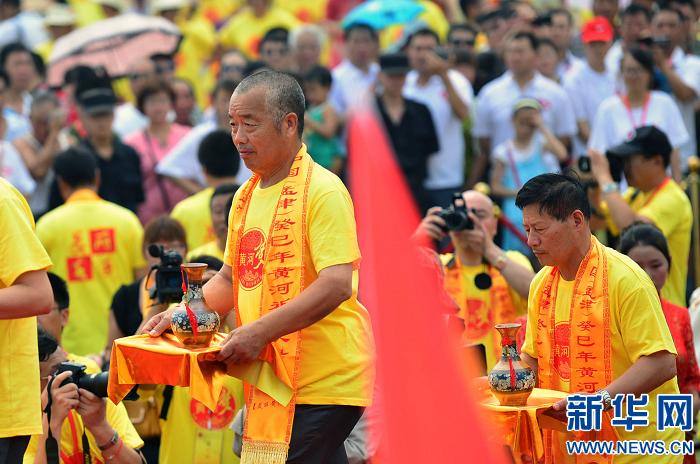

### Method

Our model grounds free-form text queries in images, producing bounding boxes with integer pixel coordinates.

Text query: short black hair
[409,28,440,46]
[243,61,271,79]
[344,23,378,42]
[47,272,69,310]
[655,7,684,21]
[213,78,238,99]
[0,0,20,9]
[549,8,573,25]
[0,42,30,69]
[537,37,558,52]
[259,27,289,53]
[53,147,98,188]
[38,330,59,363]
[188,255,224,271]
[448,24,478,42]
[136,78,175,114]
[662,0,696,9]
[622,3,653,22]
[303,65,332,87]
[225,194,234,226]
[211,182,240,202]
[236,70,306,138]
[623,47,657,89]
[31,52,45,78]
[172,78,194,96]
[515,170,592,221]
[0,68,9,87]
[197,129,240,178]
[509,31,540,50]
[619,222,672,268]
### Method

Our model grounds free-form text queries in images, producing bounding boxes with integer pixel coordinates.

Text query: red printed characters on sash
[239,228,265,289]
[553,322,571,380]
[465,298,491,340]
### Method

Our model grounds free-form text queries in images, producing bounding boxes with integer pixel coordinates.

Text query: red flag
[348,110,506,463]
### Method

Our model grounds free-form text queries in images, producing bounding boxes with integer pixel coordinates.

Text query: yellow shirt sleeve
[107,402,145,450]
[307,183,362,272]
[521,268,549,359]
[636,187,681,238]
[0,180,52,287]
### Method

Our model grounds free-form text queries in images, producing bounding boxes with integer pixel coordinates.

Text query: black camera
[147,244,184,304]
[56,362,110,398]
[578,153,624,183]
[637,35,670,48]
[435,192,475,232]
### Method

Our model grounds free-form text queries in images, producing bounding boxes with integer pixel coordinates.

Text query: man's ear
[284,113,299,139]
[61,308,70,329]
[572,210,586,230]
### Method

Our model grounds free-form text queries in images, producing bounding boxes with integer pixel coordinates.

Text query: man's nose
[527,232,540,247]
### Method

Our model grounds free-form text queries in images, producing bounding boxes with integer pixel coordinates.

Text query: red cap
[581,16,614,43]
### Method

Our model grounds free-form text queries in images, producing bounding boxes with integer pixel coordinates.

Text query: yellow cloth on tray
[108,333,293,411]
[478,388,618,460]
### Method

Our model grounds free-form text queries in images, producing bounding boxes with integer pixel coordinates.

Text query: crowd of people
[1,0,700,461]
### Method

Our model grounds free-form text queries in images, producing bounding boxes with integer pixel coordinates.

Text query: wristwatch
[596,389,614,412]
[493,253,507,271]
[98,429,119,451]
[601,182,619,195]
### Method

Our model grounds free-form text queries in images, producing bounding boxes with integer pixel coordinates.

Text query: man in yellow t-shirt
[415,190,535,370]
[145,71,375,462]
[589,126,692,306]
[218,0,300,59]
[187,183,239,262]
[171,129,242,251]
[517,172,682,463]
[0,177,54,459]
[36,148,147,356]
[25,332,143,464]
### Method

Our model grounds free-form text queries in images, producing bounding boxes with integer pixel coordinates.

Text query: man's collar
[65,189,101,204]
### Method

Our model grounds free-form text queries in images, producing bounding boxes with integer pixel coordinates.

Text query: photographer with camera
[587,126,692,307]
[649,8,700,175]
[36,148,148,356]
[414,190,535,369]
[26,331,143,464]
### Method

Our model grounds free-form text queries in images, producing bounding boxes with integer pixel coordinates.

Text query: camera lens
[166,276,182,287]
[77,372,110,398]
[445,211,468,230]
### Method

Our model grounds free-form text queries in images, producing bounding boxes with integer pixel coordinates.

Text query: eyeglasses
[156,62,175,74]
[622,68,645,77]
[130,72,152,81]
[262,48,289,57]
[449,38,476,47]
[221,64,245,75]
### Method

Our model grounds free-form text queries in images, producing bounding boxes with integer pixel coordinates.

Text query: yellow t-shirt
[223,166,375,405]
[35,190,147,355]
[603,179,692,306]
[23,401,144,464]
[0,178,52,438]
[157,376,245,464]
[67,0,106,27]
[440,251,531,370]
[34,40,53,62]
[187,240,225,262]
[175,16,219,110]
[171,187,216,252]
[218,7,300,59]
[522,249,682,463]
[274,0,329,23]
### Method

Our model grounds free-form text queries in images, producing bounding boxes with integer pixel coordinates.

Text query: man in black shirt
[49,86,144,213]
[375,53,439,214]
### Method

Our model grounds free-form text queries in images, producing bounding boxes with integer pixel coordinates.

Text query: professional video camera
[436,192,476,232]
[577,152,624,183]
[147,244,184,304]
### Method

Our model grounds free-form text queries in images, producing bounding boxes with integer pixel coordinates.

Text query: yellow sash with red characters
[230,147,313,464]
[443,254,518,356]
[537,236,613,464]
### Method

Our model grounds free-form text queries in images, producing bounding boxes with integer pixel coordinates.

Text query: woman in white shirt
[589,47,687,182]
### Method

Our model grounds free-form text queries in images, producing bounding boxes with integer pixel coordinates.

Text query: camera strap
[44,377,60,464]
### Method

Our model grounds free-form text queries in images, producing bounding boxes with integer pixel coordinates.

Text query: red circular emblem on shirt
[465,298,491,340]
[553,322,571,380]
[189,386,237,430]
[239,228,265,289]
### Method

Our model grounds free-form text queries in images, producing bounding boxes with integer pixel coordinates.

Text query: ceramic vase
[487,323,536,406]
[171,263,220,348]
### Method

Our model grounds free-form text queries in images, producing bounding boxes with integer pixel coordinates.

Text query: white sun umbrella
[47,13,182,88]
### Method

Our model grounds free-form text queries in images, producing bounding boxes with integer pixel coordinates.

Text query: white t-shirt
[402,69,474,190]
[112,102,149,140]
[667,46,700,170]
[588,91,689,152]
[328,60,380,116]
[472,71,577,151]
[0,12,48,50]
[562,62,618,157]
[155,120,252,187]
[0,140,35,198]
[555,51,585,82]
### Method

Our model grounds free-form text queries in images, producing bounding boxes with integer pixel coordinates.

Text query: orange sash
[443,254,518,358]
[230,146,313,463]
[537,236,613,464]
